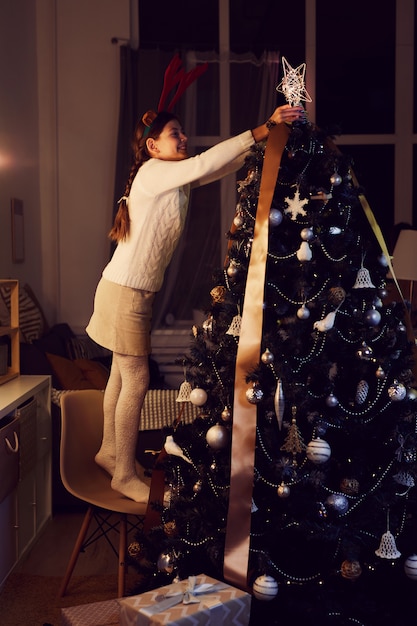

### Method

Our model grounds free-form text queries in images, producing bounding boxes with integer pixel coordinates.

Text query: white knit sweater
[102,130,255,292]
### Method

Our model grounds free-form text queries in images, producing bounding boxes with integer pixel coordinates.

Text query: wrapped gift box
[118,574,251,626]
[61,598,120,625]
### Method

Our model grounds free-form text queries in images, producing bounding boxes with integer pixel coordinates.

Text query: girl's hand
[269,104,305,125]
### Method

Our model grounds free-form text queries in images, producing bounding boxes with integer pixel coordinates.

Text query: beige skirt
[86,278,155,356]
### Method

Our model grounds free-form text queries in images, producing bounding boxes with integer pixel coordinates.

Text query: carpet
[0,572,137,626]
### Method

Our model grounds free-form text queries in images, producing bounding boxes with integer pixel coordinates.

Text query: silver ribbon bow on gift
[140,576,228,617]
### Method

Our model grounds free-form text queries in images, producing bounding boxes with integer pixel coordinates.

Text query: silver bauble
[189,387,208,406]
[300,227,314,241]
[221,406,232,422]
[330,172,342,186]
[261,348,275,364]
[157,552,174,573]
[326,493,349,514]
[206,424,230,449]
[297,304,310,319]
[388,380,407,401]
[269,208,283,227]
[407,388,417,401]
[246,383,264,404]
[226,262,239,278]
[277,482,290,498]
[356,341,373,360]
[326,393,339,407]
[364,308,381,326]
[376,366,386,379]
[233,214,244,228]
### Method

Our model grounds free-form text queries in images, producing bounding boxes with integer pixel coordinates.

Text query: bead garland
[267,277,330,306]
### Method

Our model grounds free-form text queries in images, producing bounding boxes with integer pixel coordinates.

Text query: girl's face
[146,120,188,161]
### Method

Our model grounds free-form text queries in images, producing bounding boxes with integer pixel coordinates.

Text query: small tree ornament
[280,406,306,464]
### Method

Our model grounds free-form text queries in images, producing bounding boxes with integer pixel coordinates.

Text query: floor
[14,509,132,578]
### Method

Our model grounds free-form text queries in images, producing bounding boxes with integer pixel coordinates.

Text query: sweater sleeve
[138,130,254,195]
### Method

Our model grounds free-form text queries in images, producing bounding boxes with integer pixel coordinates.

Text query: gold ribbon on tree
[223,123,290,590]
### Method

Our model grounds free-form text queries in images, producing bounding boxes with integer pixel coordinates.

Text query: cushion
[0,283,48,343]
[45,353,109,390]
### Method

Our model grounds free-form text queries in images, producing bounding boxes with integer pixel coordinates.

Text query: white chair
[58,389,149,598]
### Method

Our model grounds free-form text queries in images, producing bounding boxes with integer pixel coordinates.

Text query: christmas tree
[129,60,417,625]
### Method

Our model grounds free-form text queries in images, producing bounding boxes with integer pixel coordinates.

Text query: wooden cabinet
[0,375,51,589]
[0,279,20,385]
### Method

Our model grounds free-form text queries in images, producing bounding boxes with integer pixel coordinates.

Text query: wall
[0,0,130,333]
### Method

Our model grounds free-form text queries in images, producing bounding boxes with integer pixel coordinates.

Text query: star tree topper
[276,57,312,107]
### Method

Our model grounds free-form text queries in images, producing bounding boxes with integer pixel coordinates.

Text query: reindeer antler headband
[142,54,208,135]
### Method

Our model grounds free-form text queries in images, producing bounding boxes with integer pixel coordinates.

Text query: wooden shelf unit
[0,279,20,385]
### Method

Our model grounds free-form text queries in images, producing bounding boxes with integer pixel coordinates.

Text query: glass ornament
[355,379,369,404]
[226,260,239,278]
[233,213,244,228]
[340,477,359,495]
[128,541,142,558]
[277,482,290,498]
[356,341,373,360]
[326,493,349,514]
[388,380,407,402]
[221,406,232,422]
[206,424,230,449]
[326,393,339,407]
[375,366,386,379]
[404,554,417,580]
[306,437,331,464]
[190,387,208,406]
[246,383,264,404]
[341,559,362,581]
[269,208,283,227]
[157,551,175,573]
[330,172,342,186]
[300,227,313,241]
[252,575,279,601]
[364,308,381,326]
[261,348,275,364]
[297,304,310,319]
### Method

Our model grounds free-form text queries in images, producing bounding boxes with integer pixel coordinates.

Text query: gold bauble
[328,286,346,305]
[127,541,142,558]
[340,477,359,495]
[163,521,178,537]
[340,559,362,581]
[210,285,226,303]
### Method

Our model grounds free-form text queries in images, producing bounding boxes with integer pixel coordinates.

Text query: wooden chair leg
[59,506,94,598]
[118,513,127,598]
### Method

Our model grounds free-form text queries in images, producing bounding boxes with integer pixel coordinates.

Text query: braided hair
[109,111,179,243]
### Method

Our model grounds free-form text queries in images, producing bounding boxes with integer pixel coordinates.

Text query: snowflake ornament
[276,57,312,107]
[284,187,309,220]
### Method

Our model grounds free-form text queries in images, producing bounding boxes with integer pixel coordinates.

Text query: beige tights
[95,352,150,502]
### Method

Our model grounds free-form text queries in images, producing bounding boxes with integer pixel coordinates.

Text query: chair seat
[64,460,150,515]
